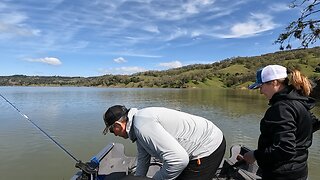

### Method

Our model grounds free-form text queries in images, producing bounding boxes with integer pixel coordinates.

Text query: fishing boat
[71,143,262,180]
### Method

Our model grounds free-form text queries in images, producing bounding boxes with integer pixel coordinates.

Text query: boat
[71,143,262,180]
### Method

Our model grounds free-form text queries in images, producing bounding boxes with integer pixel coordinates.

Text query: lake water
[0,86,319,179]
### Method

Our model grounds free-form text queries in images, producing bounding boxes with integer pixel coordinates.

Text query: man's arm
[135,120,189,180]
[135,142,151,177]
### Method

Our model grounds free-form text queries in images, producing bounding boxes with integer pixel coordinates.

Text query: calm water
[0,87,319,180]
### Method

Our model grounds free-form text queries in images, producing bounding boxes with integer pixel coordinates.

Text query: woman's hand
[237,150,256,164]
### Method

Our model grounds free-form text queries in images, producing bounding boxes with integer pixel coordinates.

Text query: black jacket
[254,86,316,180]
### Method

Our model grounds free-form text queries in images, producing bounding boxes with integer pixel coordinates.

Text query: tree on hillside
[275,0,320,50]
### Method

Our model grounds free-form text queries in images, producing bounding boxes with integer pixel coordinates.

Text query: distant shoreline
[1,84,319,100]
[1,47,319,99]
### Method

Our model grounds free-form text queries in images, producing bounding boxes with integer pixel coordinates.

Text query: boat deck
[71,143,261,180]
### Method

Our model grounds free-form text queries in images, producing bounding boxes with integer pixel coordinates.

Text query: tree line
[1,47,319,98]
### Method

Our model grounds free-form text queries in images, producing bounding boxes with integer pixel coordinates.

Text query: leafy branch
[275,0,320,50]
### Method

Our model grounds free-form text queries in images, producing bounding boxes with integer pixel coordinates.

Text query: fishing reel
[75,160,99,180]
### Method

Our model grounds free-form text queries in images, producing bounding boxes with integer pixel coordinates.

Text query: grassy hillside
[1,47,319,94]
[218,64,250,75]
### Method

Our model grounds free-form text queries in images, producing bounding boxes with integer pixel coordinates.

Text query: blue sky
[1,0,319,77]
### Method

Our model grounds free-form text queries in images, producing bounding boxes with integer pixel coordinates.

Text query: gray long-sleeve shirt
[126,107,224,180]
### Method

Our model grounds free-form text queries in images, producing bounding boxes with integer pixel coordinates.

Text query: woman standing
[243,64,316,180]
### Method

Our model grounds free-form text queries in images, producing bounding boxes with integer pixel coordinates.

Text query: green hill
[1,47,319,98]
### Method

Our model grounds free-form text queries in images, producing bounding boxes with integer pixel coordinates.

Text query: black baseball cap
[103,105,127,135]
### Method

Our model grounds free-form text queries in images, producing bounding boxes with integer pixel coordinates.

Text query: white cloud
[117,66,146,74]
[216,13,277,38]
[113,57,127,63]
[165,28,188,41]
[26,57,62,65]
[101,66,146,75]
[0,8,41,38]
[1,12,27,24]
[269,3,291,12]
[111,50,162,58]
[0,0,294,78]
[0,23,41,38]
[183,0,215,14]
[143,25,160,33]
[159,61,183,69]
[0,0,248,52]
[149,0,216,21]
[190,30,202,37]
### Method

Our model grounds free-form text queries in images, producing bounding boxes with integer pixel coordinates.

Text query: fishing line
[0,93,79,163]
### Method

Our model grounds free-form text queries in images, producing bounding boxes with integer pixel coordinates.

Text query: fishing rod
[1,93,118,179]
[0,93,79,163]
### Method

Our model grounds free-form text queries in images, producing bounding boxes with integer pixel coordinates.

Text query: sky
[0,0,319,77]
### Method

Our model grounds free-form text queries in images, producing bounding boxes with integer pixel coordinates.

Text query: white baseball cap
[249,65,287,89]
